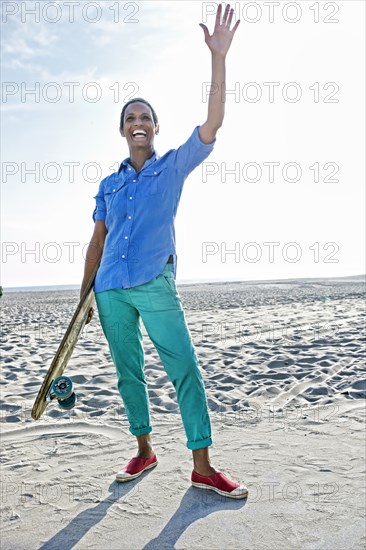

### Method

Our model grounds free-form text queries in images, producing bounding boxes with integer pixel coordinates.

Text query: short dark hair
[120,97,158,129]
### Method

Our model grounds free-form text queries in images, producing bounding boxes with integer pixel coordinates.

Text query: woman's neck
[128,147,155,172]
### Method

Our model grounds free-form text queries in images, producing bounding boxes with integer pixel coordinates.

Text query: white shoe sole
[191,481,248,499]
[116,460,158,482]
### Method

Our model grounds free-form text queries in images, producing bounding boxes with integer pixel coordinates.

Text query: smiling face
[120,102,159,152]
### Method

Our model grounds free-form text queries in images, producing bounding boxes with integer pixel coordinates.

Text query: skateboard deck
[31,261,100,420]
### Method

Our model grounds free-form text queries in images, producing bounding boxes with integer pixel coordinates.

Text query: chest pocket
[103,178,126,211]
[139,167,166,196]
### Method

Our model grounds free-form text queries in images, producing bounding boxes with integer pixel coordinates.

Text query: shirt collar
[118,150,160,174]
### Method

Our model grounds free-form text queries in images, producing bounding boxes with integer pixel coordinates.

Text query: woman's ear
[119,127,125,138]
[155,123,160,135]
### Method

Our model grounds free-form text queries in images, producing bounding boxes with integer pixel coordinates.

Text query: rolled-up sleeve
[172,125,216,177]
[92,178,106,223]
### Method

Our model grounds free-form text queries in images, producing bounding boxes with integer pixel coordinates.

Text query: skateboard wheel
[52,376,73,399]
[58,392,77,410]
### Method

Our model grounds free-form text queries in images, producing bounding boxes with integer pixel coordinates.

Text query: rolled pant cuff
[187,436,212,450]
[129,426,152,437]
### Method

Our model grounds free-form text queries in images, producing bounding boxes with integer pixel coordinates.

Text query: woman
[81,4,247,499]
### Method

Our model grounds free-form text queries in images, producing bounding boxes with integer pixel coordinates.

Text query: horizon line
[2,273,365,293]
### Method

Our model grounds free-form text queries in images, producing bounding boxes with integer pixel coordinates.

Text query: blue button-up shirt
[92,125,216,292]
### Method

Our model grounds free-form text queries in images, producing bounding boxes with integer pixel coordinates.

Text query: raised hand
[199,3,240,58]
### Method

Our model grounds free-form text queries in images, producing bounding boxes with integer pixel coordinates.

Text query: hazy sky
[1,0,365,287]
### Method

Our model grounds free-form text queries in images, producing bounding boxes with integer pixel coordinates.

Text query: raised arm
[198,3,240,144]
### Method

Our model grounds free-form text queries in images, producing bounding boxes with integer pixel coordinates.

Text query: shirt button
[122,255,125,258]
[154,172,157,175]
[128,216,132,219]
[128,167,131,171]
[129,196,133,200]
[113,189,115,192]
[132,179,136,182]
[125,236,128,239]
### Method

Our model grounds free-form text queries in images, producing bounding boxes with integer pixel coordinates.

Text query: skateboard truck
[47,376,77,410]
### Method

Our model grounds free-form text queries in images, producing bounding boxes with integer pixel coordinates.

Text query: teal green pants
[95,263,212,450]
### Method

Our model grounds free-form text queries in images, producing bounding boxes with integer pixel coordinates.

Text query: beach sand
[1,276,365,549]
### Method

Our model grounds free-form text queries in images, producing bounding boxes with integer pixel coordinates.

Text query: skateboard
[31,261,100,420]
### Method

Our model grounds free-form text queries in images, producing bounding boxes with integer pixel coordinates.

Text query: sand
[1,276,365,549]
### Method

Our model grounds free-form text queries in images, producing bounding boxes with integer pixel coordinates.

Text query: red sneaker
[116,454,158,482]
[191,469,248,499]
